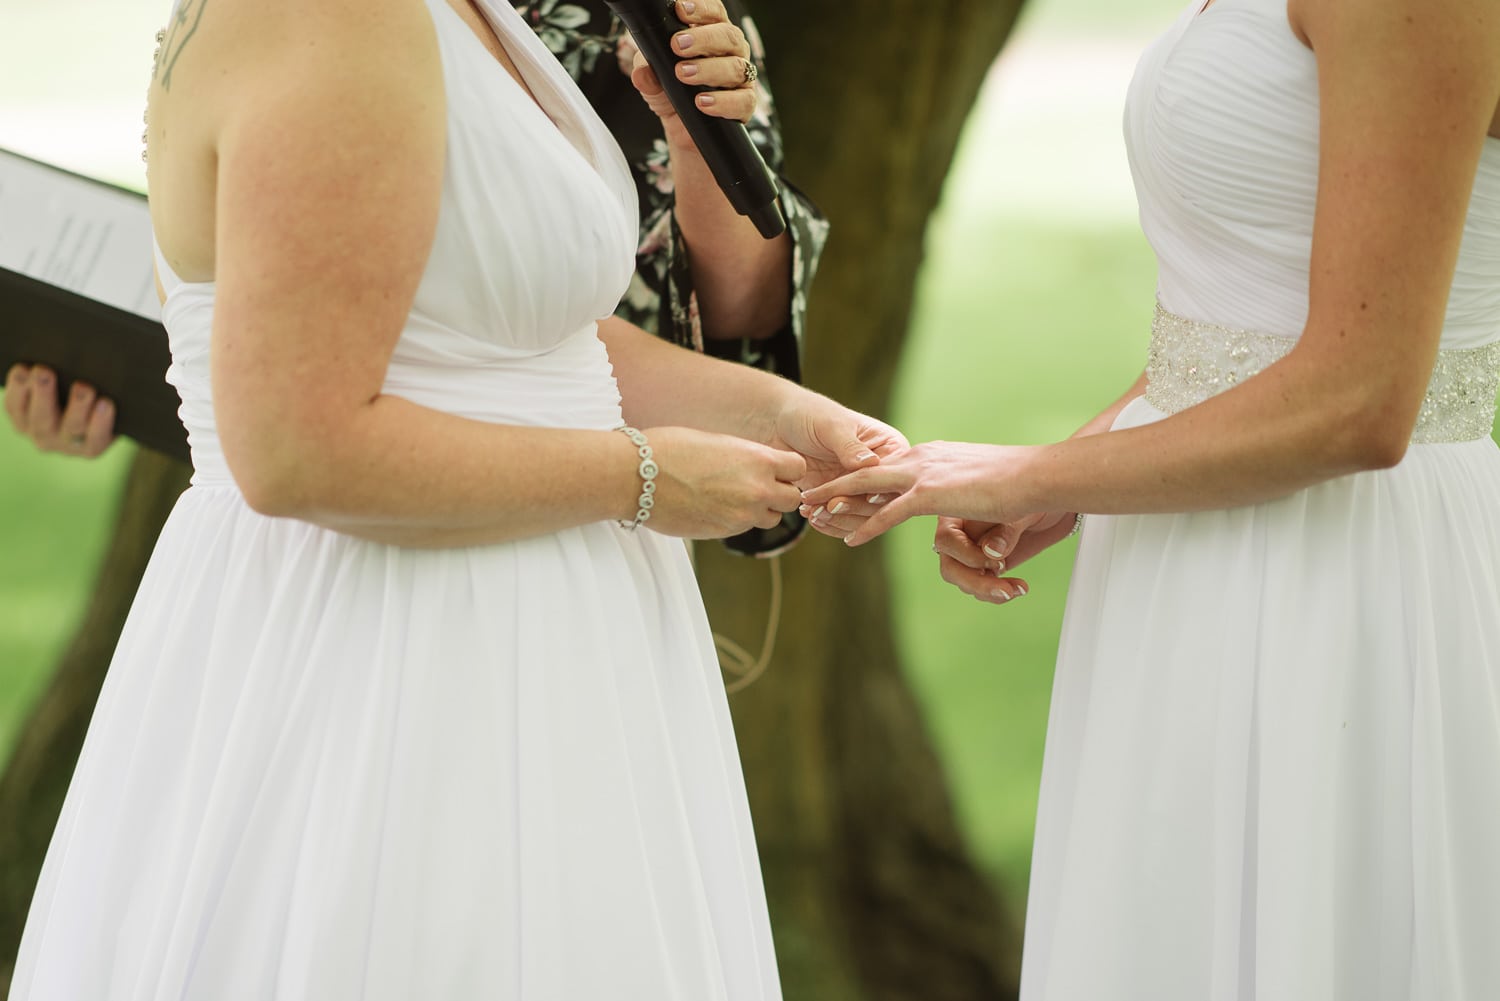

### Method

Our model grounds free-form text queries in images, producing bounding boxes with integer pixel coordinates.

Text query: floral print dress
[515,0,828,553]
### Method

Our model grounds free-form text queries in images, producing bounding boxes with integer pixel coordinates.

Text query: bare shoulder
[147,0,446,280]
[1289,0,1500,136]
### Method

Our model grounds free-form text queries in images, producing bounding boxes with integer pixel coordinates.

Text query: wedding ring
[742,58,758,85]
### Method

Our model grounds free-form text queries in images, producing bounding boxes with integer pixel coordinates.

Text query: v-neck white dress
[9,3,781,998]
[1021,3,1500,999]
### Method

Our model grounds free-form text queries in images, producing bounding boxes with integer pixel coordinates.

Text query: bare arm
[175,0,803,548]
[808,0,1500,540]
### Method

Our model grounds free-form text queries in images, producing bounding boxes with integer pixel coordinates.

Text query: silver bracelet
[1068,512,1084,537]
[616,426,658,530]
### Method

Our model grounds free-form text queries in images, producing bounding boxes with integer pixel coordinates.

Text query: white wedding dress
[9,2,781,998]
[1022,3,1500,1000]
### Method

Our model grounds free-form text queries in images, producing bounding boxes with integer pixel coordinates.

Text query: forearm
[600,314,798,439]
[1007,352,1394,519]
[225,395,640,547]
[667,132,792,340]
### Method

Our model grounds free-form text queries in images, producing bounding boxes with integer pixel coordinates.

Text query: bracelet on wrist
[616,426,658,530]
[1068,512,1084,537]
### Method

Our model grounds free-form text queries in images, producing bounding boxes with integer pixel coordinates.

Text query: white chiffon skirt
[1020,397,1500,1001]
[11,485,781,1000]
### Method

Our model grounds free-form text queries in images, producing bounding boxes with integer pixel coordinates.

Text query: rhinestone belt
[1144,304,1500,444]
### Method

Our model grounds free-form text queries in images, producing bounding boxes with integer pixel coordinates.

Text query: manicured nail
[680,0,696,10]
[9,368,26,386]
[675,32,694,50]
[34,371,50,387]
[98,400,115,420]
[982,543,1004,559]
[830,501,848,515]
[1016,583,1029,597]
[696,93,715,107]
[869,494,886,505]
[855,449,876,462]
[679,62,698,78]
[798,504,812,516]
[992,588,1011,602]
[992,560,1006,573]
[843,534,857,546]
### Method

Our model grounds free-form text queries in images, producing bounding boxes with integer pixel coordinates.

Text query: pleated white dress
[1022,3,1500,1000]
[9,2,781,999]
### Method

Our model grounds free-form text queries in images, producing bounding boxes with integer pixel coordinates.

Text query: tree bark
[703,3,1030,999]
[0,449,190,989]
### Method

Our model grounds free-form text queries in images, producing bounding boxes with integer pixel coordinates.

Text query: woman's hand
[626,0,759,140]
[769,392,908,488]
[799,441,1036,546]
[643,425,806,539]
[3,365,116,457]
[930,512,1077,605]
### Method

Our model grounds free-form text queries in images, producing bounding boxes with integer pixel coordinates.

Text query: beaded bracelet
[616,426,658,530]
[1068,512,1084,537]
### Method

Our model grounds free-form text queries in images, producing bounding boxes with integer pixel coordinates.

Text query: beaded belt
[1144,304,1500,444]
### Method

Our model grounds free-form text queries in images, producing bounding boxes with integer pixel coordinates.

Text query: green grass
[0,436,134,760]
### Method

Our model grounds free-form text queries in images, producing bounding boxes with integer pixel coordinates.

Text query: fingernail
[843,535,856,546]
[680,0,696,10]
[993,560,1006,573]
[98,400,115,420]
[696,93,715,107]
[10,369,26,386]
[35,371,51,387]
[70,382,86,402]
[868,494,886,505]
[675,32,694,50]
[679,62,698,78]
[830,501,848,515]
[810,505,825,520]
[856,449,876,462]
[982,543,1004,560]
[798,504,812,516]
[992,588,1011,602]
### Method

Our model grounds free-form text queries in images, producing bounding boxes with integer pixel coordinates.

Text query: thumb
[978,518,1032,562]
[836,433,880,471]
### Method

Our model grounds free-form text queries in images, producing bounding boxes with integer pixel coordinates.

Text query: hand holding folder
[0,147,189,463]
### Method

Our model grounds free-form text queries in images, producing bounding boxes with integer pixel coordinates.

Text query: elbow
[1333,397,1414,472]
[219,421,323,518]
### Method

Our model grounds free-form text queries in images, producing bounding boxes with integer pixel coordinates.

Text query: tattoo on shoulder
[153,0,209,90]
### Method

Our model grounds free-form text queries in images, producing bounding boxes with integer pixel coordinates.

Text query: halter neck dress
[1022,3,1500,999]
[9,2,782,998]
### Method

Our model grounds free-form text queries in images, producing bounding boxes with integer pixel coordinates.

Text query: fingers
[797,495,882,536]
[938,553,1030,605]
[771,448,807,485]
[671,19,756,123]
[4,364,33,432]
[671,0,731,28]
[24,366,62,442]
[3,366,116,456]
[935,517,1002,573]
[801,466,903,508]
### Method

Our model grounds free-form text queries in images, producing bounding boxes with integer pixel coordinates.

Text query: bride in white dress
[8,1,901,998]
[804,0,1500,997]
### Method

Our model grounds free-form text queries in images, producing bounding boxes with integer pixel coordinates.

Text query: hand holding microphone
[608,0,786,238]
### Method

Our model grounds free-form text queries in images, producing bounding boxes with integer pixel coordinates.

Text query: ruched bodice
[155,0,640,483]
[1126,0,1500,349]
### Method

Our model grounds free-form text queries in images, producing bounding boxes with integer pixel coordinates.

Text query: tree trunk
[0,449,190,989]
[701,3,1030,999]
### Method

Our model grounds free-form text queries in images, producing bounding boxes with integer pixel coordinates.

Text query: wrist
[615,426,659,530]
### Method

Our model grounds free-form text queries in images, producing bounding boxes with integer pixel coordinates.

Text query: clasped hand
[799,440,1080,605]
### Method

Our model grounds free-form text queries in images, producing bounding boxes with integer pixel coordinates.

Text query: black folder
[0,149,189,462]
[0,266,187,462]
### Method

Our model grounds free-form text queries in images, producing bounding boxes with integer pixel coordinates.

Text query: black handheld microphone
[604,0,786,239]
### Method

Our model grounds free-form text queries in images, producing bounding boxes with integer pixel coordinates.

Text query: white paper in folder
[0,147,160,321]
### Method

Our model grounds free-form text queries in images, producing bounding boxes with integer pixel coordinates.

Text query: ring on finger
[741,58,758,85]
[69,434,87,448]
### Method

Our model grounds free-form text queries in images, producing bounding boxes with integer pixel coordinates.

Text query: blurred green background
[22,0,1472,920]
